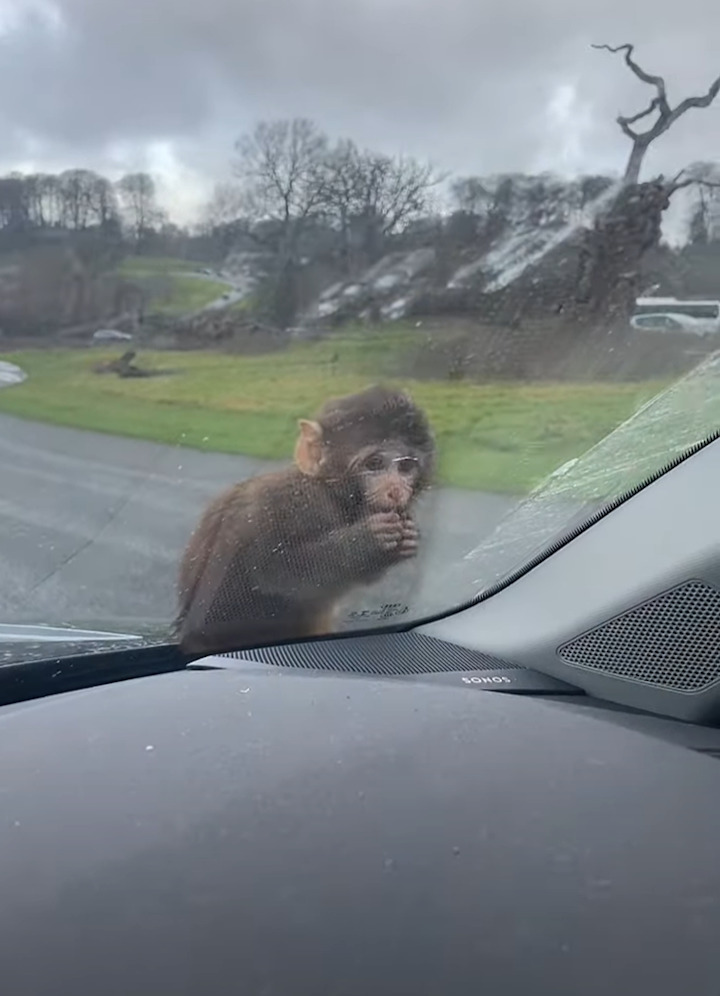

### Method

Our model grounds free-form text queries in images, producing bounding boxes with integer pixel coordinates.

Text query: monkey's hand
[397,516,419,559]
[366,511,405,553]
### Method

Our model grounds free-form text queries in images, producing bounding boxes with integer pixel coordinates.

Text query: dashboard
[0,431,719,994]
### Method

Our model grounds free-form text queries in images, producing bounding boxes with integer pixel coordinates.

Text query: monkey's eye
[395,457,420,475]
[363,453,386,473]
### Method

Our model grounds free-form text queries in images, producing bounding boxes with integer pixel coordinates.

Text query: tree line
[0,170,163,242]
[204,119,443,272]
[201,119,652,323]
[3,106,720,330]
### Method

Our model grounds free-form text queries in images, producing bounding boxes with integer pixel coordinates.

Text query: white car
[93,329,134,342]
[631,313,717,335]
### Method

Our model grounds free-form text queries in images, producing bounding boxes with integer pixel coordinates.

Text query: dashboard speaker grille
[225,631,521,677]
[558,580,720,692]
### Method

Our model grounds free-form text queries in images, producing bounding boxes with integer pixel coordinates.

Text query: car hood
[0,622,154,666]
[1,660,720,995]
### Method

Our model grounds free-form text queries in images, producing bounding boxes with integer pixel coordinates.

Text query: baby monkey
[176,385,435,656]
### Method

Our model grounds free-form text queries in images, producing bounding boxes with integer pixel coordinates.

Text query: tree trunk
[573,178,671,322]
[623,140,650,186]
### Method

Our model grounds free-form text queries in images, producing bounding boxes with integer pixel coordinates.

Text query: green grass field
[116,256,200,277]
[116,256,228,314]
[149,276,229,314]
[0,332,665,493]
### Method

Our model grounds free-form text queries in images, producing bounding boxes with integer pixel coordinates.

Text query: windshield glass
[1,8,719,663]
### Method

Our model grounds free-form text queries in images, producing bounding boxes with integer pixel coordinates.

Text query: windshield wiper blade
[0,643,190,707]
[0,623,143,643]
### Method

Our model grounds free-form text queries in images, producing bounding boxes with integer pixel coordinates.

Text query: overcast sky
[1,0,719,222]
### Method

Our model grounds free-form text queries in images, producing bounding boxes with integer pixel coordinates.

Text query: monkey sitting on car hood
[176,385,436,656]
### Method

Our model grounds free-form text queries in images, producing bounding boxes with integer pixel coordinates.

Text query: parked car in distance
[630,312,718,335]
[92,329,134,342]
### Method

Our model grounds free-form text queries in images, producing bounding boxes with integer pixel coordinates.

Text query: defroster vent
[225,631,520,677]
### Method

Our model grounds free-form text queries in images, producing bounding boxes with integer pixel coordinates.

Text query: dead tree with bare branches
[570,43,720,322]
[593,43,720,185]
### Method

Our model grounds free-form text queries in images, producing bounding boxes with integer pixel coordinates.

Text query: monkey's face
[350,444,423,513]
[295,388,436,512]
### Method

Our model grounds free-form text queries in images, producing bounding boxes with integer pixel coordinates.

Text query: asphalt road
[0,414,517,638]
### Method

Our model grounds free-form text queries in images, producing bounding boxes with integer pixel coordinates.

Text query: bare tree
[594,43,720,185]
[0,169,122,241]
[321,139,363,268]
[0,175,29,231]
[22,175,47,228]
[230,119,440,276]
[546,44,720,324]
[93,175,119,230]
[35,174,63,227]
[203,180,245,230]
[58,170,97,230]
[323,139,442,267]
[355,151,441,241]
[234,119,328,246]
[232,119,330,324]
[116,172,162,242]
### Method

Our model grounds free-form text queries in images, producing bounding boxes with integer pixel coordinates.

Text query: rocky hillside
[296,166,720,328]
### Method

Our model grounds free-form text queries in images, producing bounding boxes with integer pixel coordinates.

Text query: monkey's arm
[176,469,411,651]
[257,513,401,595]
[177,507,398,653]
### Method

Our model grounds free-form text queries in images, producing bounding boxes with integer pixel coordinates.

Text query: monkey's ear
[294,419,325,476]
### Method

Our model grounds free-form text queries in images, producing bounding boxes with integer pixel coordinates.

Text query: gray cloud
[1,0,720,210]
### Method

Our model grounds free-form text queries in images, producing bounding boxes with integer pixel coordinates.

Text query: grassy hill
[116,255,228,315]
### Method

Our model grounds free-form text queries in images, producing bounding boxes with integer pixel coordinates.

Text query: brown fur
[176,386,435,656]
